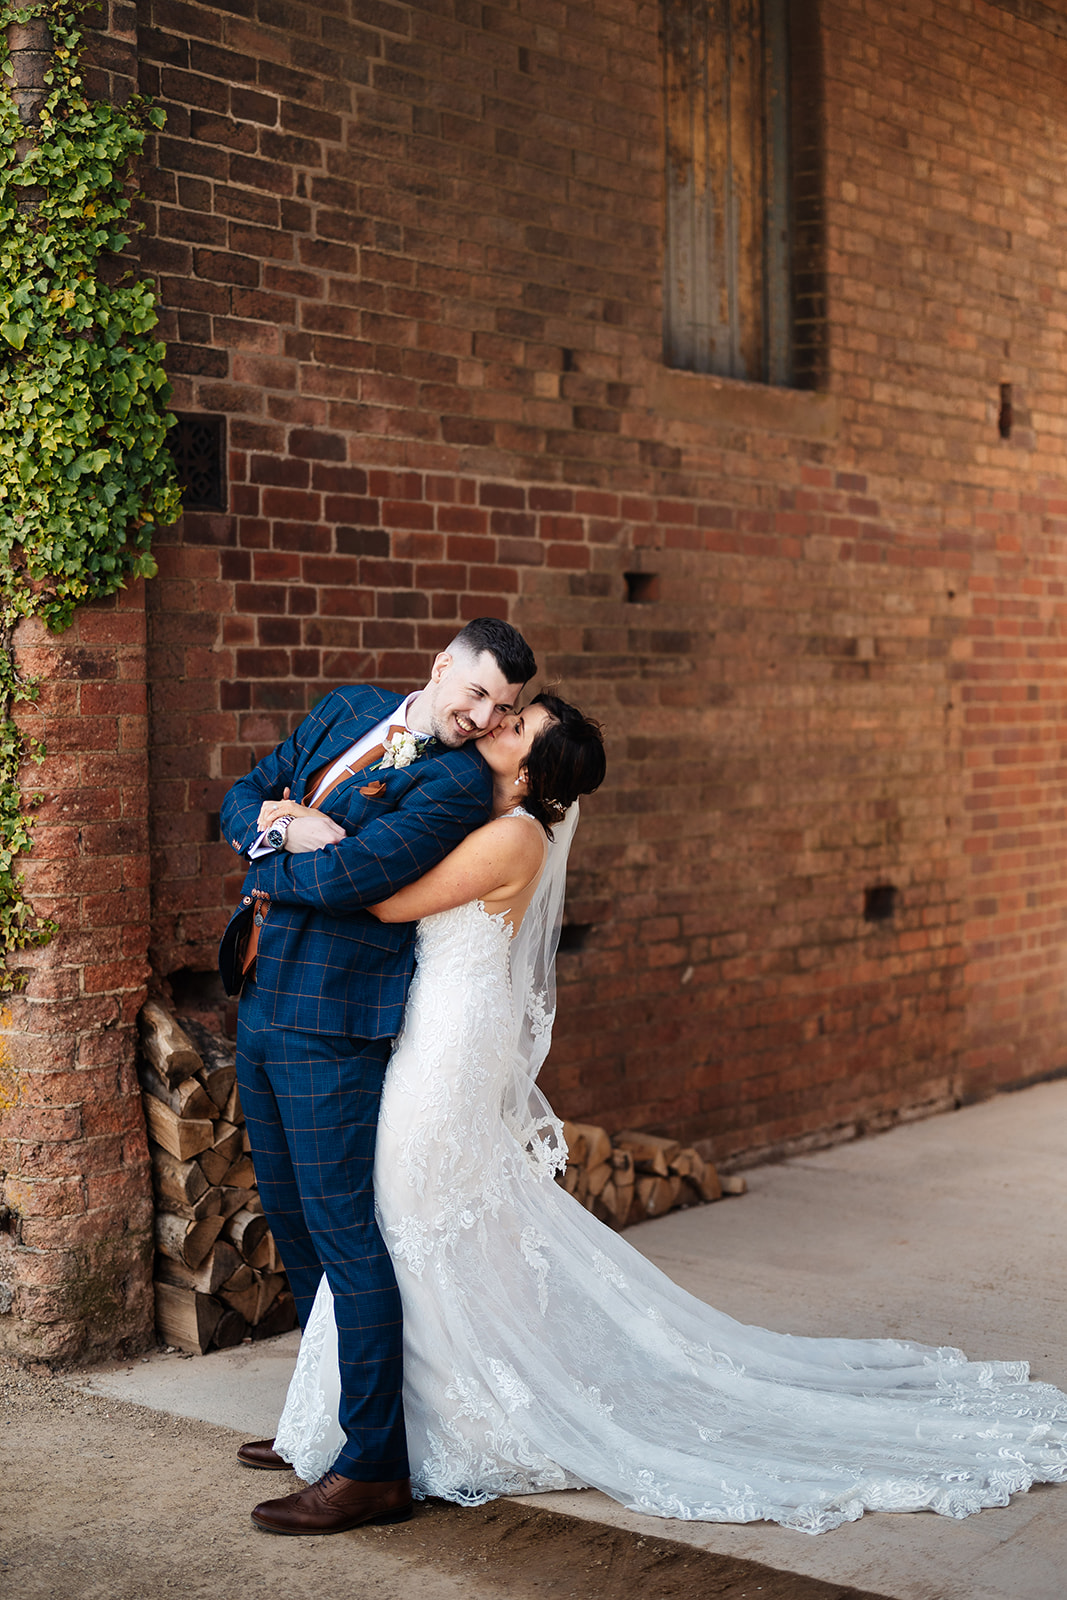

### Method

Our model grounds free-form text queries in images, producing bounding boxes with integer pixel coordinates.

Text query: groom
[218,617,536,1534]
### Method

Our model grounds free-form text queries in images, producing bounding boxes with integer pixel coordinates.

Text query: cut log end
[139,999,204,1087]
[554,1125,737,1230]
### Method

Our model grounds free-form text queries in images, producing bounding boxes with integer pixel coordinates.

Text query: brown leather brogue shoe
[251,1471,413,1535]
[237,1439,291,1470]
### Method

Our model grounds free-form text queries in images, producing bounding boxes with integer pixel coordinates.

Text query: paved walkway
[76,1079,1067,1600]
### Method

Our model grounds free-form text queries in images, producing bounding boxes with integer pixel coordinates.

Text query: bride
[262,693,1067,1535]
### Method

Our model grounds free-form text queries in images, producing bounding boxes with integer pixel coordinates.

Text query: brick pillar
[0,588,154,1363]
[6,0,51,150]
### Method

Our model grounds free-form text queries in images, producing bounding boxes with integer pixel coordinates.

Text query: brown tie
[242,725,409,979]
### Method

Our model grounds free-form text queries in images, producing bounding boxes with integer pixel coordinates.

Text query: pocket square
[360,780,388,798]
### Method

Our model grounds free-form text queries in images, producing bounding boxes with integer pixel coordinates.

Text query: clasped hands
[257,788,346,853]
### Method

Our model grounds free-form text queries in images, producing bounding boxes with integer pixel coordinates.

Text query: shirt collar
[398,692,422,735]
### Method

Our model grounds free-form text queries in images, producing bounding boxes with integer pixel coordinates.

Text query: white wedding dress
[274,814,1067,1534]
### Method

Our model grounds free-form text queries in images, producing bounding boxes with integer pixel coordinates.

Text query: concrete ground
[64,1080,1067,1599]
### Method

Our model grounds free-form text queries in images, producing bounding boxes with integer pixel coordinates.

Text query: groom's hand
[284,813,347,853]
[256,788,344,853]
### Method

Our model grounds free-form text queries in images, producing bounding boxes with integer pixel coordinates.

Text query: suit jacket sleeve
[244,754,492,914]
[220,721,307,858]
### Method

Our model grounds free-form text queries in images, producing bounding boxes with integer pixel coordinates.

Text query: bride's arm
[368,814,544,922]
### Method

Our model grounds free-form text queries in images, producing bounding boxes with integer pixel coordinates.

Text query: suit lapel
[297,688,405,799]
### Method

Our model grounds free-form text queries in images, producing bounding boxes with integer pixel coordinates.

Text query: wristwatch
[264,815,294,850]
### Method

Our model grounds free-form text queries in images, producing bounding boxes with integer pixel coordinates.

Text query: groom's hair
[451,617,536,688]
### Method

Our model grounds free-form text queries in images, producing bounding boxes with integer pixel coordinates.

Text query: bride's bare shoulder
[471,811,545,870]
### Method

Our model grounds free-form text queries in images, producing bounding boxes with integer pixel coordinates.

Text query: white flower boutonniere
[377,730,436,770]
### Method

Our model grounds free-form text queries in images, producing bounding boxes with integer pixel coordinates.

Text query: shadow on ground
[3,1364,888,1600]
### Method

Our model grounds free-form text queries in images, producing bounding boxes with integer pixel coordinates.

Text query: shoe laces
[315,1470,350,1497]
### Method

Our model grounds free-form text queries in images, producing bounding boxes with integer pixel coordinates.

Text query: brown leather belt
[241,890,271,977]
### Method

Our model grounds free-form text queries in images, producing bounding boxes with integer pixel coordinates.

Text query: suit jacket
[218,684,493,1038]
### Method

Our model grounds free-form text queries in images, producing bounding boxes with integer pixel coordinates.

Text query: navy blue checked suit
[220,684,492,1481]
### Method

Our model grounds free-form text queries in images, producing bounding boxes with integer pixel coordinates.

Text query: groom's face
[424,649,523,747]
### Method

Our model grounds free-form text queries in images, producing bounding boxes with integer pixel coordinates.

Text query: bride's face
[478,703,555,789]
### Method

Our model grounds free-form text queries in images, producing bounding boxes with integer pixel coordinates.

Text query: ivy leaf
[0,0,178,987]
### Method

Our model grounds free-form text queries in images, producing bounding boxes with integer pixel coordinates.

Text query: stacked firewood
[557,1121,745,1229]
[138,1003,744,1348]
[138,1000,297,1355]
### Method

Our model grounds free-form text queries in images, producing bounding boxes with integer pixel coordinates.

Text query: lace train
[274,902,1067,1532]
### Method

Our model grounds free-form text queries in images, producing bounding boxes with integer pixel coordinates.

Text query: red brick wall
[134,0,1067,1170]
[819,0,1067,1112]
[0,594,155,1362]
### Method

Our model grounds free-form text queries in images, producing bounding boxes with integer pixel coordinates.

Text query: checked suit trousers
[236,982,408,1481]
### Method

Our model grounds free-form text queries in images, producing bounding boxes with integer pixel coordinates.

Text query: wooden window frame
[663,0,822,388]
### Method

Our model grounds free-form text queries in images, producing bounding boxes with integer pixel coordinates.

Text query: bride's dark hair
[521,692,606,835]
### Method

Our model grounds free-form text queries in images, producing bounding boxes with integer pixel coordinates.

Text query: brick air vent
[624,572,660,603]
[169,414,227,511]
[998,384,1013,440]
[864,885,898,923]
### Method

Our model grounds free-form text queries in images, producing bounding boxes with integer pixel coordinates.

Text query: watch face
[266,827,284,848]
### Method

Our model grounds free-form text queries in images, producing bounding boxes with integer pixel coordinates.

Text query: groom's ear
[430,651,452,681]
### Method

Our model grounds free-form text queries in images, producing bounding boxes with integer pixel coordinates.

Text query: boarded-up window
[663,0,793,384]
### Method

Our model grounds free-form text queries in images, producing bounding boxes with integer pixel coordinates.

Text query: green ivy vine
[0,0,181,989]
[0,648,47,990]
